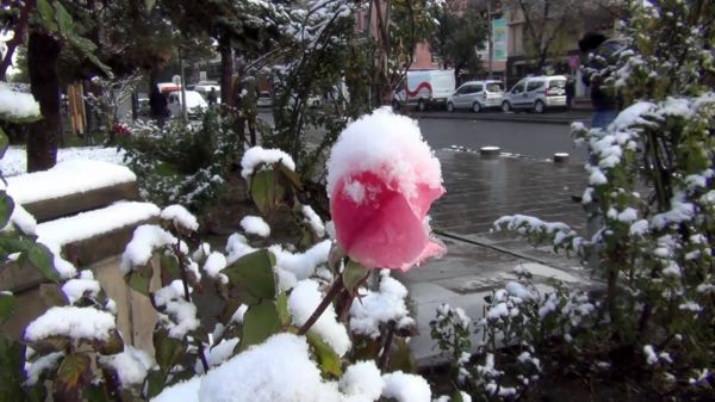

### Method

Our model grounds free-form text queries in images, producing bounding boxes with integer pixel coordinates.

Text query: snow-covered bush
[431,2,714,400]
[119,108,242,210]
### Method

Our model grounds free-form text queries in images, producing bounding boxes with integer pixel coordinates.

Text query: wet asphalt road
[418,116,588,162]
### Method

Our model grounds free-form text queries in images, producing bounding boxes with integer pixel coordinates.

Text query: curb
[408,111,591,125]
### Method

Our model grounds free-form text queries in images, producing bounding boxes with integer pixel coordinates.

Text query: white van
[167,90,209,117]
[502,75,567,113]
[447,80,504,113]
[393,69,456,111]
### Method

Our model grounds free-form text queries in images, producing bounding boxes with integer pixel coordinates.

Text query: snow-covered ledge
[6,160,138,222]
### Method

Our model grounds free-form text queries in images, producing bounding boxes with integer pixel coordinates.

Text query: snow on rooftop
[24,306,116,342]
[0,82,40,121]
[6,159,136,204]
[0,146,127,177]
[240,147,296,179]
[326,107,442,201]
[36,201,159,247]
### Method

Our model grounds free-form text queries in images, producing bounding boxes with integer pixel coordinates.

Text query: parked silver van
[502,75,567,113]
[447,80,504,113]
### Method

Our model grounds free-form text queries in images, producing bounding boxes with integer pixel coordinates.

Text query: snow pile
[120,224,178,274]
[161,205,199,232]
[153,280,200,338]
[240,147,296,179]
[288,279,351,356]
[350,271,413,338]
[99,346,155,388]
[2,202,37,235]
[61,270,101,304]
[1,146,126,177]
[203,252,228,283]
[6,159,136,204]
[381,371,431,402]
[0,83,40,121]
[225,234,256,264]
[269,240,332,290]
[197,333,341,402]
[339,361,383,401]
[302,205,325,237]
[36,201,159,247]
[152,376,203,402]
[326,107,442,201]
[24,306,116,342]
[240,215,271,238]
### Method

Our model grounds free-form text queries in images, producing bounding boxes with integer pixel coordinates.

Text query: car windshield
[485,83,503,92]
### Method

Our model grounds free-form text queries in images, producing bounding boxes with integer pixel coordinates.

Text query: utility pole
[487,0,493,79]
[179,47,188,122]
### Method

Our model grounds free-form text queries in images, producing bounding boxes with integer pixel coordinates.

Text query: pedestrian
[565,76,575,110]
[207,87,217,106]
[578,32,625,129]
[149,86,169,127]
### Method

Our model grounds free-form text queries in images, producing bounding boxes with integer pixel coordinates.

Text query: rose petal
[331,172,440,270]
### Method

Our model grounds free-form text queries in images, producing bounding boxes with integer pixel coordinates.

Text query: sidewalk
[401,149,593,366]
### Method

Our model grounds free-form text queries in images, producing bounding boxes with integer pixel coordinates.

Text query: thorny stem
[298,276,345,335]
[378,321,396,371]
[173,239,209,373]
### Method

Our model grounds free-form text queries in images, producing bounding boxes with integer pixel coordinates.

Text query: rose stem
[298,276,344,335]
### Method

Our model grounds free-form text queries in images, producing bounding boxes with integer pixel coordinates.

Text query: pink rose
[326,108,445,271]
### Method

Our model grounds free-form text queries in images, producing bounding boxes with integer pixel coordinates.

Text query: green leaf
[0,335,27,402]
[250,169,284,215]
[239,300,281,350]
[39,283,67,307]
[153,330,183,372]
[0,192,14,232]
[276,163,302,191]
[451,390,464,402]
[66,34,113,79]
[55,353,91,402]
[23,243,60,283]
[0,126,8,159]
[342,260,370,294]
[0,293,14,324]
[52,1,74,35]
[223,249,276,303]
[306,332,342,377]
[159,254,181,285]
[36,0,58,32]
[31,335,70,354]
[126,263,153,296]
[145,370,168,399]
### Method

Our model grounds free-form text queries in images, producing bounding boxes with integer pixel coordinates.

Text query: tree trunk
[27,31,62,172]
[219,34,233,107]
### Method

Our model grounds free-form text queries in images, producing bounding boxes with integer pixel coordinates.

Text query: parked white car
[393,69,456,111]
[501,75,567,113]
[447,80,504,113]
[167,90,209,117]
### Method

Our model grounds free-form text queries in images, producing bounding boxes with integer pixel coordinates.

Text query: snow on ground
[1,146,126,177]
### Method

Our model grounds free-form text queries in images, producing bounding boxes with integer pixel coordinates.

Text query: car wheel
[447,102,455,112]
[534,100,545,114]
[418,99,427,112]
[472,102,481,113]
[501,101,511,112]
